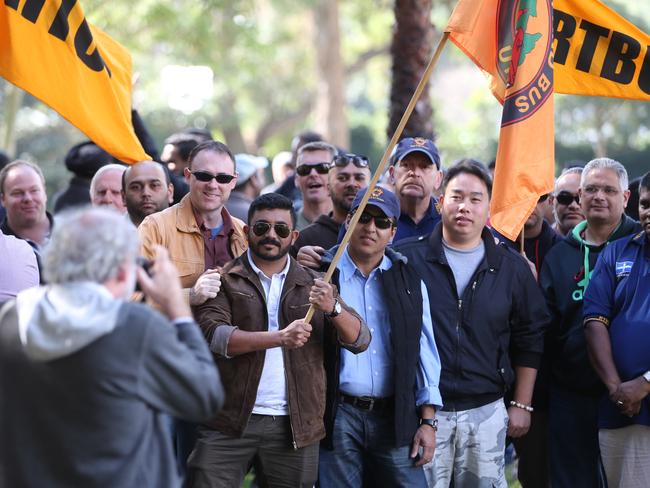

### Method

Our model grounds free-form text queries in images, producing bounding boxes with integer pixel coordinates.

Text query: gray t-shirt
[443,239,486,296]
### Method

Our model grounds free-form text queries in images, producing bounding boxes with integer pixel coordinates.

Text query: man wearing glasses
[540,158,640,488]
[292,153,371,255]
[316,187,442,487]
[188,193,369,487]
[139,140,248,307]
[552,166,585,236]
[294,141,337,230]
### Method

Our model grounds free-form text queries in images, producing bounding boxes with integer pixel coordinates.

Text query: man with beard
[291,153,370,256]
[122,161,174,227]
[294,142,336,230]
[187,193,369,488]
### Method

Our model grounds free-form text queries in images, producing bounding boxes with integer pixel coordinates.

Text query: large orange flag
[446,0,555,241]
[0,1,148,163]
[554,0,650,101]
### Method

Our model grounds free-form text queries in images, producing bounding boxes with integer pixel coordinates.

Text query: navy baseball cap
[351,186,400,220]
[390,137,441,169]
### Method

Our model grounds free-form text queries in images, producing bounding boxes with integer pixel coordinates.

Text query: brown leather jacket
[195,252,369,448]
[138,195,248,300]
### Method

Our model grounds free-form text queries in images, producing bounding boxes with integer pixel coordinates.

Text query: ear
[183,167,191,183]
[290,229,300,245]
[388,165,396,183]
[623,189,630,208]
[433,168,443,190]
[167,184,174,204]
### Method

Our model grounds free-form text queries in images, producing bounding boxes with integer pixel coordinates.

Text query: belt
[339,393,394,412]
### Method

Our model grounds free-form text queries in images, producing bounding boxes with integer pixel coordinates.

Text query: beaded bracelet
[509,400,534,412]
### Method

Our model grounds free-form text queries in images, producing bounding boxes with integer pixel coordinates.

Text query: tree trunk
[2,83,24,157]
[388,0,435,141]
[314,0,349,149]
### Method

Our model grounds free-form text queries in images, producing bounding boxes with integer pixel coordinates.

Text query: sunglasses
[296,163,330,176]
[331,154,369,169]
[190,170,236,184]
[252,221,292,239]
[356,212,394,230]
[555,191,580,206]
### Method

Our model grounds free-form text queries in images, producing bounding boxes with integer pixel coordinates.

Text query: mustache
[259,238,281,247]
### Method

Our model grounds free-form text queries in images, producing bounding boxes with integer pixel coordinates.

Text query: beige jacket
[138,195,248,300]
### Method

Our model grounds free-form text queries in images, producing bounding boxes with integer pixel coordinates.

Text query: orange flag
[0,1,148,163]
[446,0,555,241]
[554,0,650,101]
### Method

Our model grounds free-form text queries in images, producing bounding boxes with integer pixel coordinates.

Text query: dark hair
[122,161,171,191]
[248,193,296,228]
[640,172,650,193]
[0,150,11,170]
[443,159,493,197]
[187,140,235,171]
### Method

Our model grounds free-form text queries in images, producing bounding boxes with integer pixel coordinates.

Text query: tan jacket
[138,195,248,300]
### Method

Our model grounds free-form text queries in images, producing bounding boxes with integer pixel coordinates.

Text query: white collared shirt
[247,250,291,415]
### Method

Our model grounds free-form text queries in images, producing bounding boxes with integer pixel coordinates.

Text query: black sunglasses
[296,163,330,176]
[252,221,292,239]
[555,191,580,206]
[189,170,236,184]
[356,212,394,230]
[331,154,369,169]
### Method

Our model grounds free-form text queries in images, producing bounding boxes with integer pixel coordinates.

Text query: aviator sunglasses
[189,170,236,184]
[331,154,370,169]
[555,191,580,206]
[295,162,330,177]
[252,221,292,239]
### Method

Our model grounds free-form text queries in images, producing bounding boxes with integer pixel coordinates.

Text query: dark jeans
[549,386,607,488]
[186,415,318,488]
[319,402,426,488]
[174,419,196,481]
[511,410,549,488]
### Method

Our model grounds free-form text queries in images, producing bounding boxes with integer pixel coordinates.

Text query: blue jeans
[549,386,606,488]
[319,402,427,488]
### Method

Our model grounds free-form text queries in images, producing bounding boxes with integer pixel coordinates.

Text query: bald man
[122,161,174,227]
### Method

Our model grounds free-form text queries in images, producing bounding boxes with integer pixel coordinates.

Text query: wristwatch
[327,298,342,318]
[642,371,650,383]
[419,418,438,431]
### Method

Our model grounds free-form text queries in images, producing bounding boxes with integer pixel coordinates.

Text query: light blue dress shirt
[337,247,443,408]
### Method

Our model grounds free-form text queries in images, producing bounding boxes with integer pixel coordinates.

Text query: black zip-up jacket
[396,224,549,411]
[540,214,640,397]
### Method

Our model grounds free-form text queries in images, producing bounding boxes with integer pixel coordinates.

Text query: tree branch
[346,45,390,76]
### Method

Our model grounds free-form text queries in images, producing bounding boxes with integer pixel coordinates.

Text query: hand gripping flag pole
[304,32,450,324]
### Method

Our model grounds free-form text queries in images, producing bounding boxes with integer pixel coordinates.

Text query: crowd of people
[0,127,648,488]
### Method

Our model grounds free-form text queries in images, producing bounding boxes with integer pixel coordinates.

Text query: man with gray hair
[552,166,585,236]
[0,207,224,487]
[540,158,640,487]
[90,163,127,214]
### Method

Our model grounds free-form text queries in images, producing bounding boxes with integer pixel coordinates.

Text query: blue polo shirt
[393,197,441,243]
[583,231,650,429]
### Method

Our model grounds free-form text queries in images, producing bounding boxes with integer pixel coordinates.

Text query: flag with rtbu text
[0,1,148,163]
[446,0,555,241]
[554,0,650,101]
